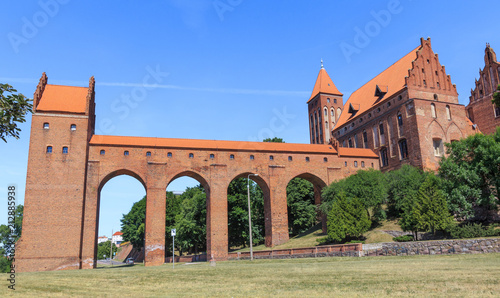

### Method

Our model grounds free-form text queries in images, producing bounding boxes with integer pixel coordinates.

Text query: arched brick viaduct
[16,74,379,272]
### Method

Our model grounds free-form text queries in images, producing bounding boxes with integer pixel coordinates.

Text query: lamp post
[247,173,258,261]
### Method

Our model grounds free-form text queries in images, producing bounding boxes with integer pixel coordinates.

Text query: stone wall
[228,243,362,260]
[363,238,500,256]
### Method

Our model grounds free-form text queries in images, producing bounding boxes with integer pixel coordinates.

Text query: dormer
[375,85,388,97]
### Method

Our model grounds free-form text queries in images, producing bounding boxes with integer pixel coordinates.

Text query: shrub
[373,207,387,222]
[446,223,500,239]
[393,235,414,242]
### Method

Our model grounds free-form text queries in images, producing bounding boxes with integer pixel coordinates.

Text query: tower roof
[307,67,342,103]
[36,84,89,114]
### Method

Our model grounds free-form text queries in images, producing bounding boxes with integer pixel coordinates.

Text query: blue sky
[1,1,499,237]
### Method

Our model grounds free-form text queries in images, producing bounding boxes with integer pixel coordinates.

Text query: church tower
[307,61,343,144]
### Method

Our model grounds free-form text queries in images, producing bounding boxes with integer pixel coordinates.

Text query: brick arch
[227,171,270,195]
[98,168,147,193]
[167,170,210,194]
[427,119,446,139]
[446,122,463,141]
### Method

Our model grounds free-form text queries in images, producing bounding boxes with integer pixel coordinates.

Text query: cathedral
[307,38,494,172]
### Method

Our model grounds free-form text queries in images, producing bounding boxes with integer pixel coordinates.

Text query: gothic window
[363,130,368,148]
[331,108,335,119]
[337,108,341,120]
[431,103,437,118]
[380,148,389,167]
[354,134,358,148]
[399,139,408,160]
[348,138,353,148]
[446,105,451,120]
[379,122,385,145]
[324,107,328,117]
[373,126,379,147]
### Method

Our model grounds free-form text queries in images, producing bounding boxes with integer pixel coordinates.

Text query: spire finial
[321,59,324,69]
[487,42,490,48]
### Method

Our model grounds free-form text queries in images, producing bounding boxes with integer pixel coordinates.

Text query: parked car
[125,258,134,265]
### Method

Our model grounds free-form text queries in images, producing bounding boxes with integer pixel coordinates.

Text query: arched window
[288,156,293,161]
[167,152,173,158]
[379,122,385,145]
[250,155,254,160]
[100,150,105,155]
[210,154,215,159]
[344,161,347,167]
[380,148,389,167]
[354,161,358,167]
[348,138,353,148]
[324,107,328,117]
[331,108,335,119]
[399,139,408,159]
[433,139,444,157]
[62,147,68,154]
[43,123,49,129]
[230,154,235,160]
[70,124,76,131]
[362,130,368,148]
[361,161,365,168]
[431,103,437,118]
[373,126,379,147]
[189,153,194,158]
[146,151,151,156]
[337,108,341,120]
[124,151,129,156]
[305,157,310,162]
[327,98,330,103]
[446,105,451,120]
[46,146,52,153]
[324,157,328,163]
[269,155,274,161]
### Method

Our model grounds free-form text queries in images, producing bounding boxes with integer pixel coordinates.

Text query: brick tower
[307,61,344,144]
[17,73,96,271]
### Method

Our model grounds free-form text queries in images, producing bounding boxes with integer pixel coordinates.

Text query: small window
[62,147,68,154]
[124,151,129,156]
[361,161,365,168]
[363,130,368,149]
[70,124,76,131]
[327,98,330,103]
[323,157,328,162]
[368,113,372,118]
[344,161,348,167]
[210,154,215,159]
[495,106,500,118]
[168,152,173,158]
[305,157,310,162]
[371,163,374,168]
[397,114,403,126]
[437,82,440,89]
[354,161,358,167]
[426,59,430,64]
[146,151,151,157]
[288,156,293,161]
[434,94,438,100]
[46,146,52,153]
[421,68,425,73]
[387,102,391,107]
[435,71,438,75]
[269,155,274,161]
[348,138,353,148]
[100,150,105,155]
[189,153,194,158]
[43,123,49,129]
[230,154,235,160]
[431,103,437,118]
[250,155,254,160]
[433,139,444,157]
[334,99,337,104]
[398,95,402,101]
[423,80,427,87]
[377,108,381,113]
[446,105,451,120]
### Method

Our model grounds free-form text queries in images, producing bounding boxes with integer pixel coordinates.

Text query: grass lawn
[2,253,499,297]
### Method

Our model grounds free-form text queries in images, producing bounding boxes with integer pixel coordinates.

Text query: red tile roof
[337,147,378,158]
[90,135,341,154]
[335,46,421,129]
[36,84,88,114]
[113,231,123,236]
[308,68,343,103]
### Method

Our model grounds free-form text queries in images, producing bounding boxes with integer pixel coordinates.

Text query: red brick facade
[466,44,500,135]
[326,38,478,172]
[17,74,379,272]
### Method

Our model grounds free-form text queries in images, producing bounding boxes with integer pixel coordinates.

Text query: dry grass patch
[2,254,499,297]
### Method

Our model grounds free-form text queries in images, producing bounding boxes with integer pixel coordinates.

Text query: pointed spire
[308,64,342,102]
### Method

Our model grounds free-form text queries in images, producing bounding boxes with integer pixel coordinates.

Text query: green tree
[327,192,371,242]
[321,169,387,219]
[386,165,428,217]
[414,175,453,235]
[174,186,207,255]
[120,197,146,250]
[263,137,284,143]
[439,128,500,220]
[0,84,32,142]
[165,191,182,254]
[0,205,22,273]
[492,84,500,107]
[286,178,317,235]
[97,240,118,260]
